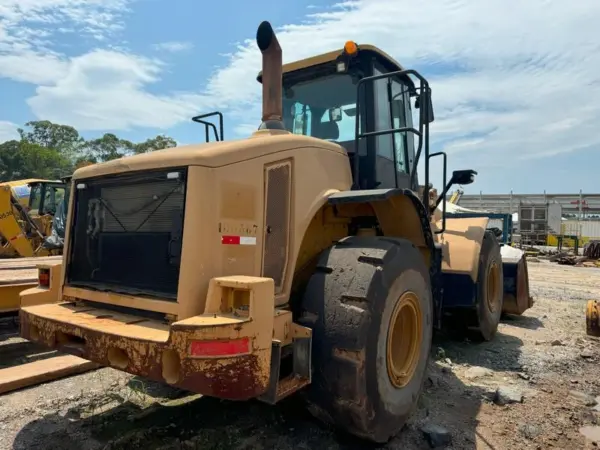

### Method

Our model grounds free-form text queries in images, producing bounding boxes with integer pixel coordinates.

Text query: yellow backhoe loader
[0,179,67,258]
[0,177,71,315]
[19,21,532,443]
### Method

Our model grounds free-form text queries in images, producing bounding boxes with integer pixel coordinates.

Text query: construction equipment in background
[444,202,531,315]
[0,179,43,208]
[586,300,600,337]
[448,188,463,204]
[19,21,532,444]
[0,176,72,316]
[445,203,514,244]
[0,178,67,258]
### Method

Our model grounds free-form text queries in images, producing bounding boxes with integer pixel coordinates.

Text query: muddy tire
[297,236,433,443]
[472,231,504,341]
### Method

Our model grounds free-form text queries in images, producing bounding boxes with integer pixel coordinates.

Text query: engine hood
[73,130,345,180]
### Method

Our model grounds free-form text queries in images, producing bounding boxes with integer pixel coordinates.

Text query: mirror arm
[434,179,455,210]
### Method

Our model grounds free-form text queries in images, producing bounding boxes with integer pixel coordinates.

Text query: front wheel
[472,231,504,341]
[297,236,433,443]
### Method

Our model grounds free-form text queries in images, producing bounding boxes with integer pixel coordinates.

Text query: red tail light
[38,268,50,288]
[189,337,250,357]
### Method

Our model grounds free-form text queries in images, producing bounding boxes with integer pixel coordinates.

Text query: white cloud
[0,0,131,40]
[27,49,205,130]
[153,41,193,53]
[0,50,68,84]
[0,0,206,130]
[198,0,600,168]
[0,0,134,86]
[0,121,19,142]
[1,0,599,170]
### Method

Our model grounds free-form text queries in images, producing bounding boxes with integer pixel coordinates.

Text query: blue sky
[0,0,599,194]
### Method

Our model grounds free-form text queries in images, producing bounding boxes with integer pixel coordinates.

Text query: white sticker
[239,236,257,245]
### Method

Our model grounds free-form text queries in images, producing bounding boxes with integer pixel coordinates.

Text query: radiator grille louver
[66,168,187,300]
[262,160,292,293]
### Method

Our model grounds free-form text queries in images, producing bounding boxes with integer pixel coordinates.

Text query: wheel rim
[387,291,422,388]
[486,262,501,313]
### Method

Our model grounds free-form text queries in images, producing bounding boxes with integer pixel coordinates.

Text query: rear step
[0,354,100,394]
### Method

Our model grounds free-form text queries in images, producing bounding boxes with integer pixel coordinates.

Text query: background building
[453,191,600,246]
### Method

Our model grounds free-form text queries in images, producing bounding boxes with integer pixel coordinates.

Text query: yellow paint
[15,19,520,409]
[546,234,591,247]
[437,217,489,281]
[62,286,179,315]
[19,275,294,398]
[0,283,39,314]
[20,262,63,309]
[0,179,67,258]
[0,186,36,256]
[387,291,422,388]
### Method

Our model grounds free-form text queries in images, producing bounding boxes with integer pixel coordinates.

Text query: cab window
[42,186,65,215]
[282,73,359,144]
[373,65,413,173]
[29,184,42,212]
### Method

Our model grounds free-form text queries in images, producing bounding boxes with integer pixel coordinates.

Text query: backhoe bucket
[500,246,533,315]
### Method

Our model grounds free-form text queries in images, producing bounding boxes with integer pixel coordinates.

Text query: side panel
[262,160,292,294]
[438,217,489,281]
[213,144,352,310]
[437,217,489,308]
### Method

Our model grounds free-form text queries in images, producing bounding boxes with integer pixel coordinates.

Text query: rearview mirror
[414,93,435,123]
[450,169,477,186]
[329,107,343,122]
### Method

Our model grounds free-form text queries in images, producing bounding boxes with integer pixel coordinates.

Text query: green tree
[18,120,83,161]
[133,135,177,154]
[0,140,69,180]
[0,140,25,180]
[20,142,71,179]
[1,120,179,179]
[82,133,135,162]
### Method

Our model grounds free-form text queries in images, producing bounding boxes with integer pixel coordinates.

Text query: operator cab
[258,42,432,193]
[28,181,67,216]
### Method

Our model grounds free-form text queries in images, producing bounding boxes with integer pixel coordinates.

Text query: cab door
[372,63,416,190]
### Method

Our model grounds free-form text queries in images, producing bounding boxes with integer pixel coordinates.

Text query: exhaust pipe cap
[255,20,287,132]
[257,21,275,52]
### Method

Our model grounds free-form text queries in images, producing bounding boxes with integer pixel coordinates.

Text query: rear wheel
[298,236,433,443]
[472,231,504,341]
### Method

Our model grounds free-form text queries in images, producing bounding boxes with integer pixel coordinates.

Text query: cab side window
[373,66,413,173]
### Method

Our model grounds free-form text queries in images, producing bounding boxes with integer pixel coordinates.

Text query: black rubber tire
[297,236,433,443]
[472,231,504,341]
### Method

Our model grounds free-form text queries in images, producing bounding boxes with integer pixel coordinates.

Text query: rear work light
[38,268,50,288]
[189,337,250,358]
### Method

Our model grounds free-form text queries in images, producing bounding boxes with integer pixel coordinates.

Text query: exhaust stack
[256,21,285,131]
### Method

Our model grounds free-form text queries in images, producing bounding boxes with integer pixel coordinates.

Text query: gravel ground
[1,259,600,449]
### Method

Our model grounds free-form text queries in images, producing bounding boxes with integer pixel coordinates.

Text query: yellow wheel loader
[19,21,532,443]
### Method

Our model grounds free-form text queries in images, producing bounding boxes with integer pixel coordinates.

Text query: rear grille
[66,168,187,300]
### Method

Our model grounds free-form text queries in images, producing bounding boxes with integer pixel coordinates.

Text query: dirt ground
[1,260,600,450]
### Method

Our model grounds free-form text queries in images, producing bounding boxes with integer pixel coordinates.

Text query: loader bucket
[586,300,600,337]
[500,245,533,315]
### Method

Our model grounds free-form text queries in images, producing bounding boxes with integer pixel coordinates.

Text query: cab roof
[256,44,406,83]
